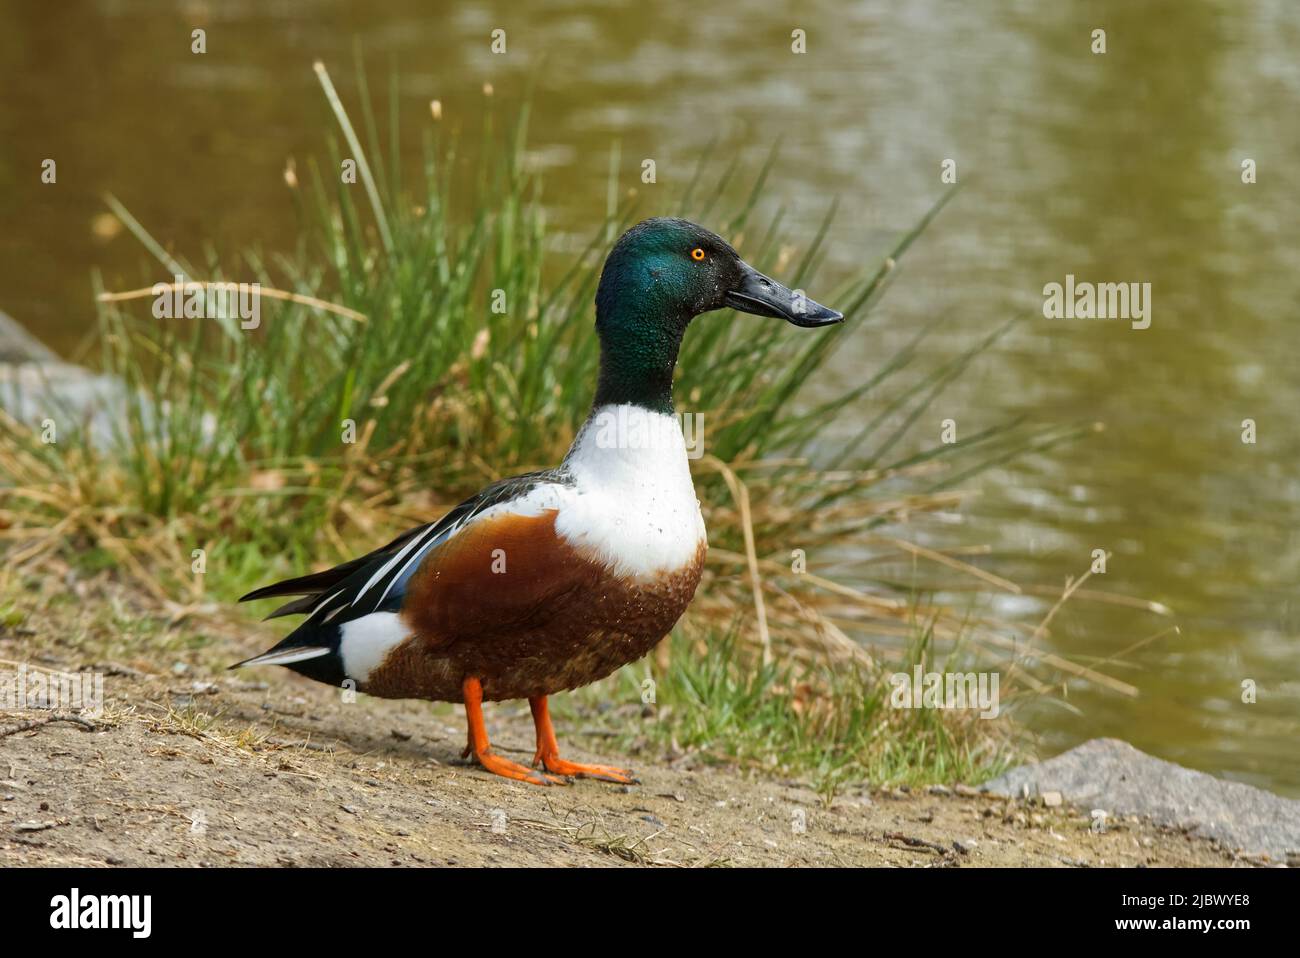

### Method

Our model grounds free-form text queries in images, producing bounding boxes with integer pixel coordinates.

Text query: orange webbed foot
[529,695,640,784]
[474,748,567,787]
[533,750,639,784]
[461,677,565,787]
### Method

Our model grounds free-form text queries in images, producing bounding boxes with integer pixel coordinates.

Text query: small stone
[953,838,978,854]
[927,784,952,796]
[1042,790,1064,808]
[954,784,980,797]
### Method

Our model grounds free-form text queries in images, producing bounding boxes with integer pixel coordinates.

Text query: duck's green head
[593,217,842,413]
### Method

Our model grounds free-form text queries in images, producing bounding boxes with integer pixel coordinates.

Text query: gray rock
[0,309,213,450]
[983,738,1300,861]
[0,309,60,364]
[0,361,140,448]
[0,307,129,447]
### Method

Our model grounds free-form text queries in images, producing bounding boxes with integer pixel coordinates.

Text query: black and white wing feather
[237,469,566,629]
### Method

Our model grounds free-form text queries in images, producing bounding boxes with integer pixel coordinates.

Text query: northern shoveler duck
[232,217,842,785]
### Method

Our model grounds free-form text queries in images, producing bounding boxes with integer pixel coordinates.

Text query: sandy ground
[0,583,1248,868]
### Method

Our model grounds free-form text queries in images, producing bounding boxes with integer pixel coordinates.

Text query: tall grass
[0,62,1124,786]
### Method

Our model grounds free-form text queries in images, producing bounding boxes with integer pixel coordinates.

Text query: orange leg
[462,677,564,786]
[529,695,638,784]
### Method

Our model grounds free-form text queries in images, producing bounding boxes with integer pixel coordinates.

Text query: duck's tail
[228,644,333,670]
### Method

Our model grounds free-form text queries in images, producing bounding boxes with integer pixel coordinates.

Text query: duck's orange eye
[690,247,706,261]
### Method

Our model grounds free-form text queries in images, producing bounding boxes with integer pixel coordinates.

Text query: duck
[232,217,842,785]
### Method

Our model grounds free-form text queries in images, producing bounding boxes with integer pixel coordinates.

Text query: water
[1,0,1296,793]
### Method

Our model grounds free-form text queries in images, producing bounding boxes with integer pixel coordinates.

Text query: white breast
[554,404,706,578]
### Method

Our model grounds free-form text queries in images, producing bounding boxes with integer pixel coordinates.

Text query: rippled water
[1,1,1296,792]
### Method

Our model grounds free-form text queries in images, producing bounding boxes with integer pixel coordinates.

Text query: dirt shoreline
[1,653,1246,868]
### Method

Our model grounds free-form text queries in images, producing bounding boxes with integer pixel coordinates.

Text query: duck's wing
[238,470,563,622]
[237,523,435,614]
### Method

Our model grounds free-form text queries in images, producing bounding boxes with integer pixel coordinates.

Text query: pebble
[14,821,55,832]
[1042,790,1064,807]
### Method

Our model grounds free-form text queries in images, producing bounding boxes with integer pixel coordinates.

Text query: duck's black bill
[724,261,843,328]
